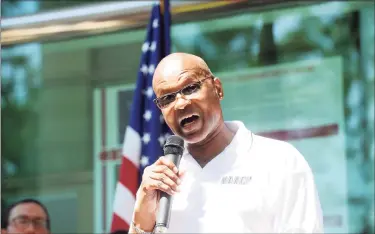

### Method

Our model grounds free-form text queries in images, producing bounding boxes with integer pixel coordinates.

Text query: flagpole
[159,0,164,15]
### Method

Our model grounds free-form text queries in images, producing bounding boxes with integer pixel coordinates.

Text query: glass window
[1,41,95,233]
[1,0,98,18]
[1,23,146,233]
[171,2,374,233]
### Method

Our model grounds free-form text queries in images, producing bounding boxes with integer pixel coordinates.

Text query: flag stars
[142,41,156,53]
[158,135,165,146]
[148,64,155,75]
[142,133,151,144]
[150,41,156,52]
[153,19,159,28]
[142,42,149,53]
[140,156,149,167]
[140,64,148,75]
[143,110,152,121]
[143,87,154,99]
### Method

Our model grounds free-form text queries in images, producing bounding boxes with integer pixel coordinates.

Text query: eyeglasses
[10,216,48,230]
[153,76,213,109]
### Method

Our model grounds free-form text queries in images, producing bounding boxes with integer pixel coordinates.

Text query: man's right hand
[131,156,184,232]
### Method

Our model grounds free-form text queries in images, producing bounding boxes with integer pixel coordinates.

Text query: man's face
[6,203,49,234]
[153,60,224,144]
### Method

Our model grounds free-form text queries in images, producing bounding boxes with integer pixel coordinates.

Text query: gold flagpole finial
[159,0,165,14]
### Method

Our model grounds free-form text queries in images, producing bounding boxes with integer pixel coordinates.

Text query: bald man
[130,53,323,233]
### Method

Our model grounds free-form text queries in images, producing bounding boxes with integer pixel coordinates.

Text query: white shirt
[167,121,323,233]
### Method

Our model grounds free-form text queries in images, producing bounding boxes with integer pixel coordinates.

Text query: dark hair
[3,198,51,230]
[110,230,128,234]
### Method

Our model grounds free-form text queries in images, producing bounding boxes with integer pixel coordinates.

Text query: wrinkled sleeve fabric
[274,147,324,233]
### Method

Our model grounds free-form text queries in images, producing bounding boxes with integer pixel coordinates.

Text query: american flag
[110,1,171,232]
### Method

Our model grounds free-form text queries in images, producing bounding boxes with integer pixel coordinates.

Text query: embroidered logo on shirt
[221,176,252,185]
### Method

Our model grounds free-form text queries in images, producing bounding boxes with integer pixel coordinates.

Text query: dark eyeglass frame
[153,76,214,109]
[10,216,48,230]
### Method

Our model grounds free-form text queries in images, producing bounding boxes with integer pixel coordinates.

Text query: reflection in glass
[171,3,373,233]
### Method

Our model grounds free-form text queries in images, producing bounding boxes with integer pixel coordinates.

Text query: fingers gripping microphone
[155,135,185,233]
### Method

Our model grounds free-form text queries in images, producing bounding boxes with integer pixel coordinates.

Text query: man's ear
[213,77,224,100]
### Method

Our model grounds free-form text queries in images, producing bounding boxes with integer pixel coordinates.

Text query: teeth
[179,114,198,124]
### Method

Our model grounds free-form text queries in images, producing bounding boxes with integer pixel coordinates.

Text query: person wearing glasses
[130,53,323,233]
[2,199,50,234]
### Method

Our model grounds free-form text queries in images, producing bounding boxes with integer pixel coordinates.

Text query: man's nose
[22,223,37,234]
[23,224,37,234]
[174,93,191,110]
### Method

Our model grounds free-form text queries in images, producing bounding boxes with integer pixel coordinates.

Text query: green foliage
[1,55,39,178]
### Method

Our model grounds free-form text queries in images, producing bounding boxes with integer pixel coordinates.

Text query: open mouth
[180,114,199,128]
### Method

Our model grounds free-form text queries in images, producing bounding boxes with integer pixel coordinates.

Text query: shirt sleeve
[274,147,324,233]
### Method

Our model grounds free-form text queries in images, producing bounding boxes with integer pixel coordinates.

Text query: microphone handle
[155,191,171,233]
[155,153,182,233]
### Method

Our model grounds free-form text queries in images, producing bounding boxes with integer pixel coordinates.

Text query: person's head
[153,53,224,144]
[3,199,50,234]
[110,230,128,234]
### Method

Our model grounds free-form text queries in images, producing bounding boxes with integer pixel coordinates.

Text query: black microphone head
[163,135,184,155]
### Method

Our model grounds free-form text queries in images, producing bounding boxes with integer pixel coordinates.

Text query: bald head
[152,53,212,91]
[151,53,225,144]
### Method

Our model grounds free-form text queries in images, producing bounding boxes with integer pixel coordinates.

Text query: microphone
[154,135,185,233]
